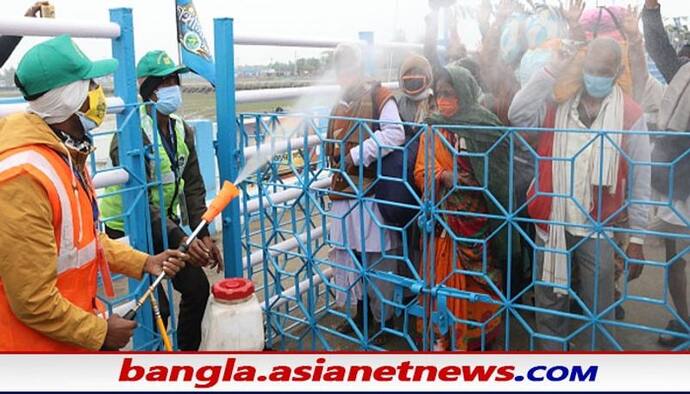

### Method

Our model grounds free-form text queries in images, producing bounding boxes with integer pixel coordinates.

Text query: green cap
[136,50,189,79]
[15,35,118,98]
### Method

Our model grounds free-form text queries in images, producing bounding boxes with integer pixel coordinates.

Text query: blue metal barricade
[78,13,690,353]
[93,8,175,350]
[221,110,690,352]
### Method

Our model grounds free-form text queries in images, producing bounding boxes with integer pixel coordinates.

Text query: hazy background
[2,0,687,69]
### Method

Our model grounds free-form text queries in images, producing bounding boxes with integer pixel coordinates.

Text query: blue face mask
[583,73,616,99]
[155,85,182,115]
[76,111,98,132]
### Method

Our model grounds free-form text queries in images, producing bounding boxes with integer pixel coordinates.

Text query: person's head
[582,37,623,99]
[15,35,116,137]
[399,54,432,100]
[435,70,458,118]
[137,50,189,116]
[333,43,364,90]
[434,66,481,119]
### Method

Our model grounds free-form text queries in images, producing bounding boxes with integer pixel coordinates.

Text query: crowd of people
[325,0,690,351]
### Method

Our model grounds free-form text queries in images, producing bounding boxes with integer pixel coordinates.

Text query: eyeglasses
[401,75,428,96]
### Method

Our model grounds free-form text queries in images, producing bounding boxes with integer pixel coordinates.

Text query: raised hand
[25,1,49,17]
[561,0,586,27]
[623,5,642,40]
[548,40,579,76]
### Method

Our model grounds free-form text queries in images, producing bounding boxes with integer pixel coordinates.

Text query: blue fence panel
[92,100,177,351]
[78,7,689,354]
[228,110,690,352]
[90,7,177,351]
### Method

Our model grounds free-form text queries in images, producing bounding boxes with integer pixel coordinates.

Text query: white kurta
[328,98,405,308]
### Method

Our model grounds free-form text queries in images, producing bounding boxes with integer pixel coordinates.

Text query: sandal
[658,319,688,347]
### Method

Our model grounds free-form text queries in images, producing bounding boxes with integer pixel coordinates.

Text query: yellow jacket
[0,113,149,350]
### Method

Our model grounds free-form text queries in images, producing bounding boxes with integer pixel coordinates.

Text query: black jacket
[0,36,22,68]
[642,6,689,84]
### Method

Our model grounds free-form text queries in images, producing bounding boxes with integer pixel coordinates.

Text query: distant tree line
[238,51,334,79]
[0,67,16,88]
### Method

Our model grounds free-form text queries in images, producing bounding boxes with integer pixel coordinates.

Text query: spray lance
[123,181,240,321]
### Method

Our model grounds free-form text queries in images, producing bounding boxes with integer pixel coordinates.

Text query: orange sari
[414,129,502,351]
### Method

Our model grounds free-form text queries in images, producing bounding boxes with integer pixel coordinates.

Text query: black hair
[139,73,181,100]
[139,76,164,101]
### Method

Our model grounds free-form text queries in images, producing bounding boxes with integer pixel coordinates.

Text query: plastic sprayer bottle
[199,278,264,351]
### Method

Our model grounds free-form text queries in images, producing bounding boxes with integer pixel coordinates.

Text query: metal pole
[214,18,243,278]
[110,8,154,349]
[0,16,120,38]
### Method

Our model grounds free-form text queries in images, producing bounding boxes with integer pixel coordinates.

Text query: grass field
[0,88,299,120]
[180,92,297,121]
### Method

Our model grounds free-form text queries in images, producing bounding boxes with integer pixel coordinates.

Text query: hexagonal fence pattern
[236,112,690,352]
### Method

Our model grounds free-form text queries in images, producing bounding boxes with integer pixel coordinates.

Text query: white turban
[28,79,89,124]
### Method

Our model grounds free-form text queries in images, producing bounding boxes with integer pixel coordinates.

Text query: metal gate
[231,112,690,352]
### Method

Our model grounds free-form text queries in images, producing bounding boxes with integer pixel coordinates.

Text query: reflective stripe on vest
[100,110,189,231]
[141,110,189,185]
[145,113,188,216]
[0,146,103,351]
[0,150,97,273]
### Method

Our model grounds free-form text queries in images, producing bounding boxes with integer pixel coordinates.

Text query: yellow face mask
[84,85,107,126]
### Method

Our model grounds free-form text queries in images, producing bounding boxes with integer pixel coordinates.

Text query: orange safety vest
[0,145,113,351]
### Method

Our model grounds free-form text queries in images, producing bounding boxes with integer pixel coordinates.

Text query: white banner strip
[0,353,687,391]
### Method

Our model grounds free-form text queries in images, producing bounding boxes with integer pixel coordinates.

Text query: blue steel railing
[91,8,175,350]
[92,100,177,351]
[230,112,690,352]
[2,12,680,353]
